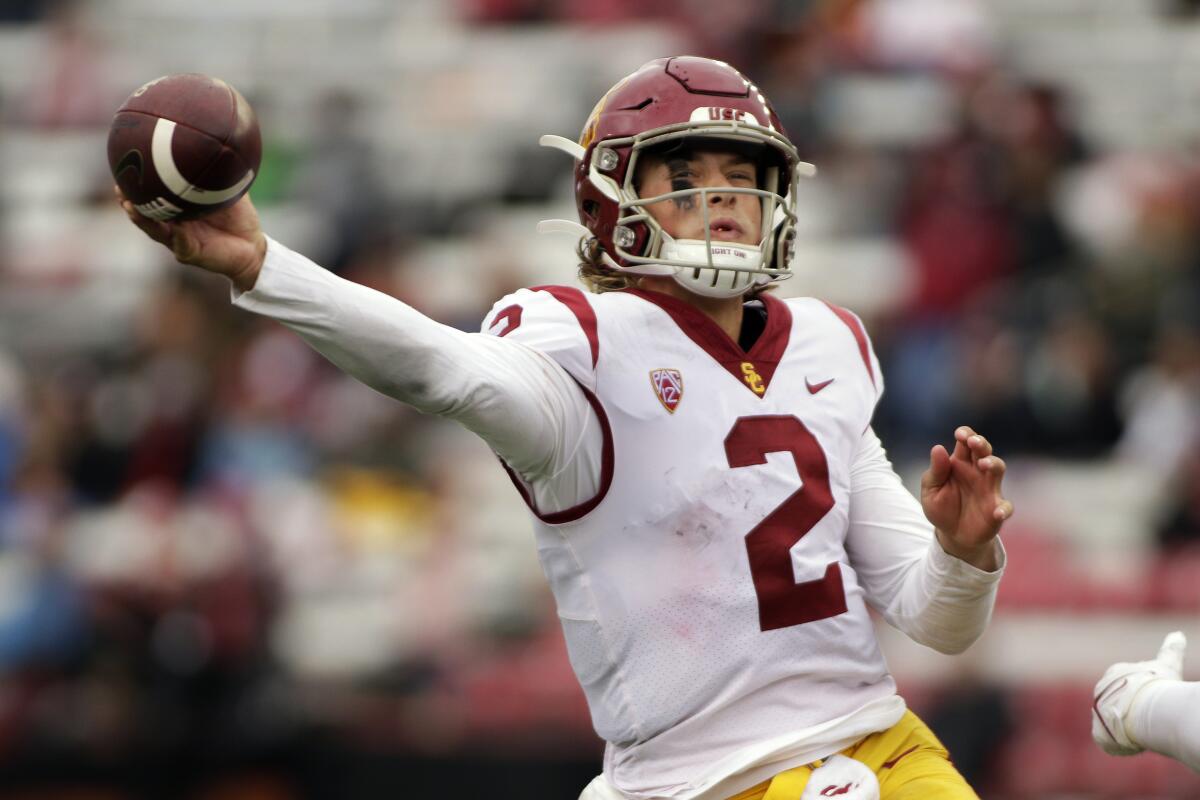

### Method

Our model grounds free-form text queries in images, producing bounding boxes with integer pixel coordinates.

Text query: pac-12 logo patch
[650,368,683,413]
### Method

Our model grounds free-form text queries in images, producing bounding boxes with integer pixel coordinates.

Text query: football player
[118,57,1012,800]
[1093,630,1200,771]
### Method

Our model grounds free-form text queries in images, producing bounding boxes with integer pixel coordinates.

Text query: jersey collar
[623,288,792,398]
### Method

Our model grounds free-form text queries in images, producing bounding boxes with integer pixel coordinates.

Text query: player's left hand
[920,426,1012,571]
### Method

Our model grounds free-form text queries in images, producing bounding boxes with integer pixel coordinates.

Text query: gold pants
[729,711,979,800]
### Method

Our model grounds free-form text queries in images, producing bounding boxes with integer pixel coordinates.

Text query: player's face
[635,145,763,247]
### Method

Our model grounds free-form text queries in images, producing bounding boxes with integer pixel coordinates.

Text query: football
[107,74,262,221]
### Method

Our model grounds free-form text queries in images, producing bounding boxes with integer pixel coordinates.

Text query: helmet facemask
[537,57,815,298]
[596,120,805,298]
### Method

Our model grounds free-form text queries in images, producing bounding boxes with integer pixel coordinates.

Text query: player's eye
[670,172,696,192]
[728,169,755,184]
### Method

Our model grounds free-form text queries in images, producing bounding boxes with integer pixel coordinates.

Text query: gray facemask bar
[594,120,802,281]
[621,185,787,266]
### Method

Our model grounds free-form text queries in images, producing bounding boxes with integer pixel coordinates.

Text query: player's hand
[1092,630,1187,756]
[115,186,266,292]
[920,426,1012,571]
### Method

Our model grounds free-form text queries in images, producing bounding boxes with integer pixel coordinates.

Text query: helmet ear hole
[582,199,600,221]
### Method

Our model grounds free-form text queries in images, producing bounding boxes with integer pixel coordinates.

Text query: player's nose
[706,182,737,206]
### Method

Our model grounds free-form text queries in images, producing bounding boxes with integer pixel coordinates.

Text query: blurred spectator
[0,352,27,510]
[899,122,1016,320]
[16,0,117,128]
[987,82,1088,275]
[923,678,1014,792]
[0,0,48,24]
[287,91,396,273]
[856,0,997,75]
[1023,309,1123,458]
[1158,454,1200,550]
[0,536,88,673]
[1118,322,1200,485]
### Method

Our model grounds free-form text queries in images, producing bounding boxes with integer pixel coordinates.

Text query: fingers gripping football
[921,426,1013,570]
[116,186,266,291]
[116,184,173,246]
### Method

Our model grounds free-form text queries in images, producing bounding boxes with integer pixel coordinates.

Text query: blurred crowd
[2,0,1200,798]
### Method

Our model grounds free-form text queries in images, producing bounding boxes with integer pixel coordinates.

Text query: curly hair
[576,236,634,293]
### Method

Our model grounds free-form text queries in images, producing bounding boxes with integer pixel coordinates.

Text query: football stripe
[151,118,255,205]
[822,301,876,389]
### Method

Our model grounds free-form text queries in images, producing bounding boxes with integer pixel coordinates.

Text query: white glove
[1092,630,1187,756]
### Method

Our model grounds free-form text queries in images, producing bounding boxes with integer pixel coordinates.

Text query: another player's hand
[1092,630,1187,756]
[115,186,266,292]
[920,426,1012,571]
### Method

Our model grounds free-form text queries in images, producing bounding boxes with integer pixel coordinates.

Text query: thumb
[923,444,951,489]
[1157,631,1187,678]
[118,193,174,246]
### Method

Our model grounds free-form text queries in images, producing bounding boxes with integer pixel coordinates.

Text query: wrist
[230,234,267,292]
[935,528,999,572]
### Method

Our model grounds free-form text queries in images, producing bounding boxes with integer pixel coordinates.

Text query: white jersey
[479,286,987,799]
[235,240,1005,800]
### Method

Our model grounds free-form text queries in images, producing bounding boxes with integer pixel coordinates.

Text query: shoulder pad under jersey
[481,285,600,388]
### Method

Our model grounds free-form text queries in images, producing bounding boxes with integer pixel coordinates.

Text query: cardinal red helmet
[543,56,811,298]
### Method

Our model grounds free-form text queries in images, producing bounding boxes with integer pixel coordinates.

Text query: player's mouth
[708,218,745,241]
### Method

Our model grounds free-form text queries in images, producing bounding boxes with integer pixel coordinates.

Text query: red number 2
[724,415,847,631]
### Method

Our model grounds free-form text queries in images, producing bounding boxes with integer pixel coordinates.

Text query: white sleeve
[1130,680,1200,770]
[231,237,601,502]
[844,427,1005,655]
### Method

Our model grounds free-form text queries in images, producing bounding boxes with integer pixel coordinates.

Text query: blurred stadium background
[1,0,1199,797]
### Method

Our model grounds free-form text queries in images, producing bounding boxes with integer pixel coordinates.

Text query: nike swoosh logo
[113,149,144,185]
[806,377,834,394]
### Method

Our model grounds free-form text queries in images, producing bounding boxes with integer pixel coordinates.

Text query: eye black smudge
[671,178,695,210]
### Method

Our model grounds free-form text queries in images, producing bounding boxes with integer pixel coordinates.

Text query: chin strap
[659,236,762,269]
[660,234,767,298]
